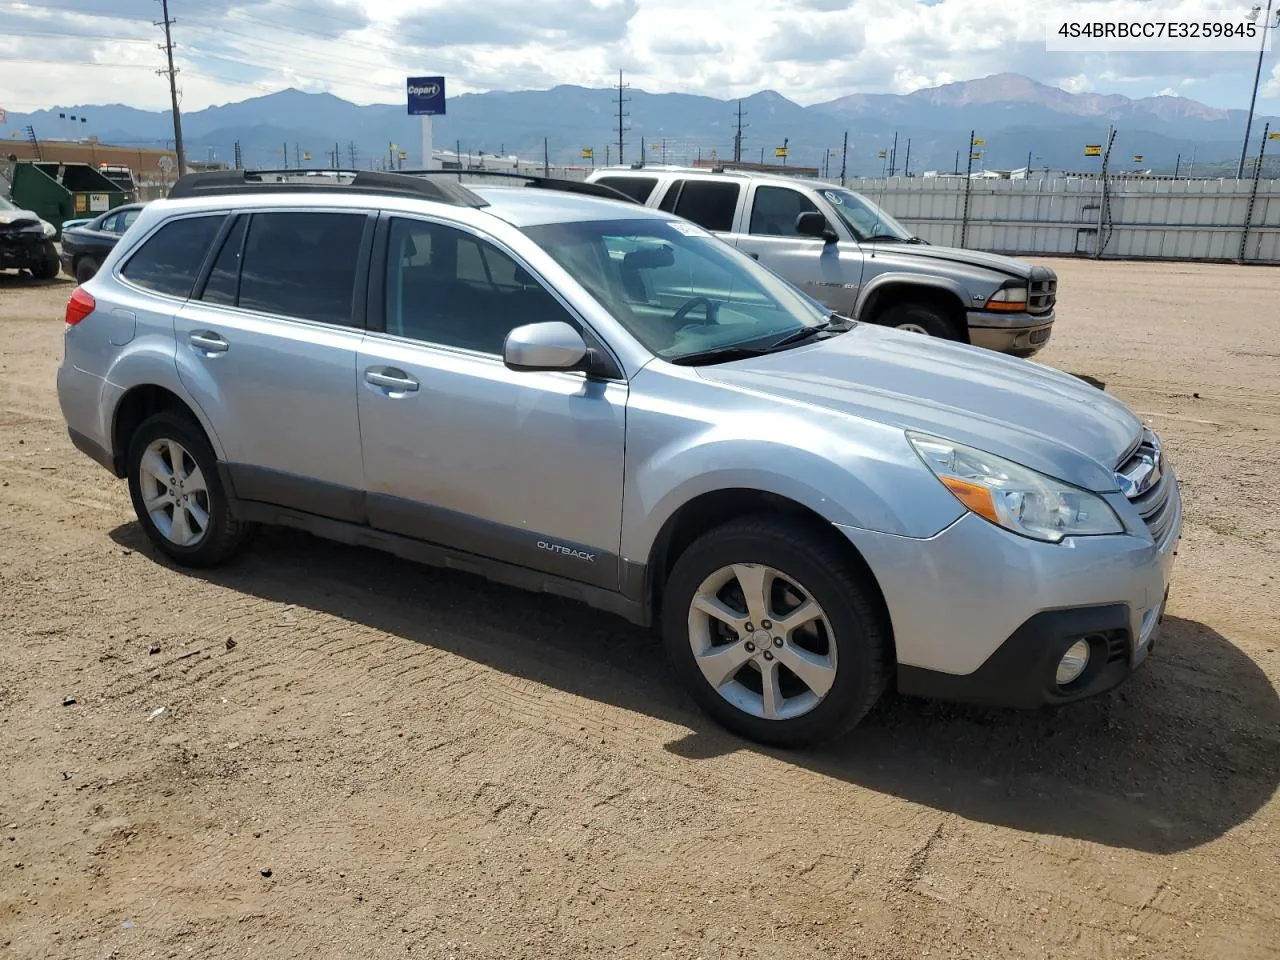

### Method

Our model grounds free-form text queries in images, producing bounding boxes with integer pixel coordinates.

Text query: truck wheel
[879,302,962,340]
[661,516,891,747]
[74,257,99,283]
[126,411,252,568]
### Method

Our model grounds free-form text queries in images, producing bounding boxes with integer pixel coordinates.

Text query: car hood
[696,325,1139,492]
[864,241,1050,282]
[0,208,44,231]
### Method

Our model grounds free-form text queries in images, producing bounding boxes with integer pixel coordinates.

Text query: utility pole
[544,137,549,177]
[282,140,289,169]
[1240,122,1271,261]
[233,140,242,170]
[155,0,185,174]
[903,138,912,178]
[1173,153,1181,178]
[348,140,357,168]
[888,131,898,177]
[606,144,611,166]
[615,70,630,165]
[733,99,747,163]
[1026,149,1032,177]
[960,130,976,248]
[1239,0,1275,179]
[953,150,959,175]
[839,131,848,186]
[295,143,301,168]
[333,141,339,168]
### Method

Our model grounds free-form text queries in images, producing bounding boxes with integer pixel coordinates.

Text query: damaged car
[0,196,60,280]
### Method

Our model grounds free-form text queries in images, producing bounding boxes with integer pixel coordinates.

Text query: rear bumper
[966,310,1054,357]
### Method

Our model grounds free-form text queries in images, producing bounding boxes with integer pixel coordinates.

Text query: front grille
[1116,430,1176,545]
[1027,277,1057,315]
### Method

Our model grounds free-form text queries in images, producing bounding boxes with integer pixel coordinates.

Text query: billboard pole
[407,76,445,170]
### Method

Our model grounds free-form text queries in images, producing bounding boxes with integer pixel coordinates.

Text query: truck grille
[1027,277,1057,315]
[1116,429,1176,546]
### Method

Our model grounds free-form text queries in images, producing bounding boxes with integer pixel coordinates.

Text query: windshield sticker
[823,191,844,205]
[669,221,711,237]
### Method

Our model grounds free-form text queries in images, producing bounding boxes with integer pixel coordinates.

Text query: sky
[1,0,1278,115]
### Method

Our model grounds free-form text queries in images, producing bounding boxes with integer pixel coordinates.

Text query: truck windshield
[523,217,829,363]
[819,188,915,242]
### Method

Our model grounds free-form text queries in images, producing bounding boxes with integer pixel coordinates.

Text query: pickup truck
[585,166,1057,356]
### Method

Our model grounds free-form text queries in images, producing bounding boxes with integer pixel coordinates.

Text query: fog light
[1056,639,1091,686]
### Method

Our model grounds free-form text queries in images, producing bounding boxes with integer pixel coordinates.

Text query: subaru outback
[56,170,1179,747]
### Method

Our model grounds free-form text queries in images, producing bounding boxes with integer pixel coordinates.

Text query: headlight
[907,432,1123,543]
[42,221,56,238]
[985,286,1028,312]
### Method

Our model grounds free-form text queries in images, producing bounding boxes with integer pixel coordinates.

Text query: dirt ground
[1,259,1277,960]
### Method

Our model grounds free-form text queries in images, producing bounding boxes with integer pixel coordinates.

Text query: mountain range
[6,73,1278,176]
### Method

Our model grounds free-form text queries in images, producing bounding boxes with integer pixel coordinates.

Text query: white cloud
[1154,87,1179,97]
[0,0,1270,113]
[1263,63,1280,100]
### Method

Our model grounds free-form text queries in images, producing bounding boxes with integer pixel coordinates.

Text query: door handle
[189,331,228,353]
[365,368,419,393]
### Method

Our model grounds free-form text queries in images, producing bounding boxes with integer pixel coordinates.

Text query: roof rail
[167,168,488,206]
[397,170,640,204]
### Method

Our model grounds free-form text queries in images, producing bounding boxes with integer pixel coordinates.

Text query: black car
[60,202,147,282]
[0,197,60,279]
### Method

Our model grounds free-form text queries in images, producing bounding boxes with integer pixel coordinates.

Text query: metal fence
[848,176,1280,264]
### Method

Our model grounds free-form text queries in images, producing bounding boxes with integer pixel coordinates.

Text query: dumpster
[9,162,126,238]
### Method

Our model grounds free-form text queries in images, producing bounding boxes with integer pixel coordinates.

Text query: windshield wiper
[667,345,776,366]
[864,234,927,244]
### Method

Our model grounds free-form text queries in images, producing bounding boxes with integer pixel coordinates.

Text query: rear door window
[672,181,741,232]
[120,215,224,299]
[237,211,368,326]
[595,176,658,203]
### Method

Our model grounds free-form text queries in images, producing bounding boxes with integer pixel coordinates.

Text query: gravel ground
[1,259,1277,960]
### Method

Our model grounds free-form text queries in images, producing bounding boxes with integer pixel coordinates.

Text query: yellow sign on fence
[775,146,788,157]
[973,137,986,146]
[1084,144,1102,157]
[581,147,593,159]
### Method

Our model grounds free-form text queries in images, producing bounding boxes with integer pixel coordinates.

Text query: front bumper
[0,233,48,269]
[837,479,1181,709]
[966,310,1054,357]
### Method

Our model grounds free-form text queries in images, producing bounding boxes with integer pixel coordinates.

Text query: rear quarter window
[120,215,224,299]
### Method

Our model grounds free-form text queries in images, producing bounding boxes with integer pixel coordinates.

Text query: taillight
[65,287,95,326]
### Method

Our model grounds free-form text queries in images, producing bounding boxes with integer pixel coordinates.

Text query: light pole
[1239,0,1279,179]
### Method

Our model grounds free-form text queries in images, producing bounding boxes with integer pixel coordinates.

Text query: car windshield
[819,188,915,241]
[523,217,830,362]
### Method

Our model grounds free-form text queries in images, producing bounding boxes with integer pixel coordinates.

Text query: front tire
[878,301,961,340]
[31,247,60,281]
[661,517,891,747]
[126,411,251,567]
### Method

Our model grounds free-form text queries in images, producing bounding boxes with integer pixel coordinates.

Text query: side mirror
[796,211,838,244]
[503,321,588,373]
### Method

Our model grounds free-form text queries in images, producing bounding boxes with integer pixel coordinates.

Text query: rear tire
[126,411,252,568]
[878,301,962,340]
[661,516,891,747]
[74,256,99,283]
